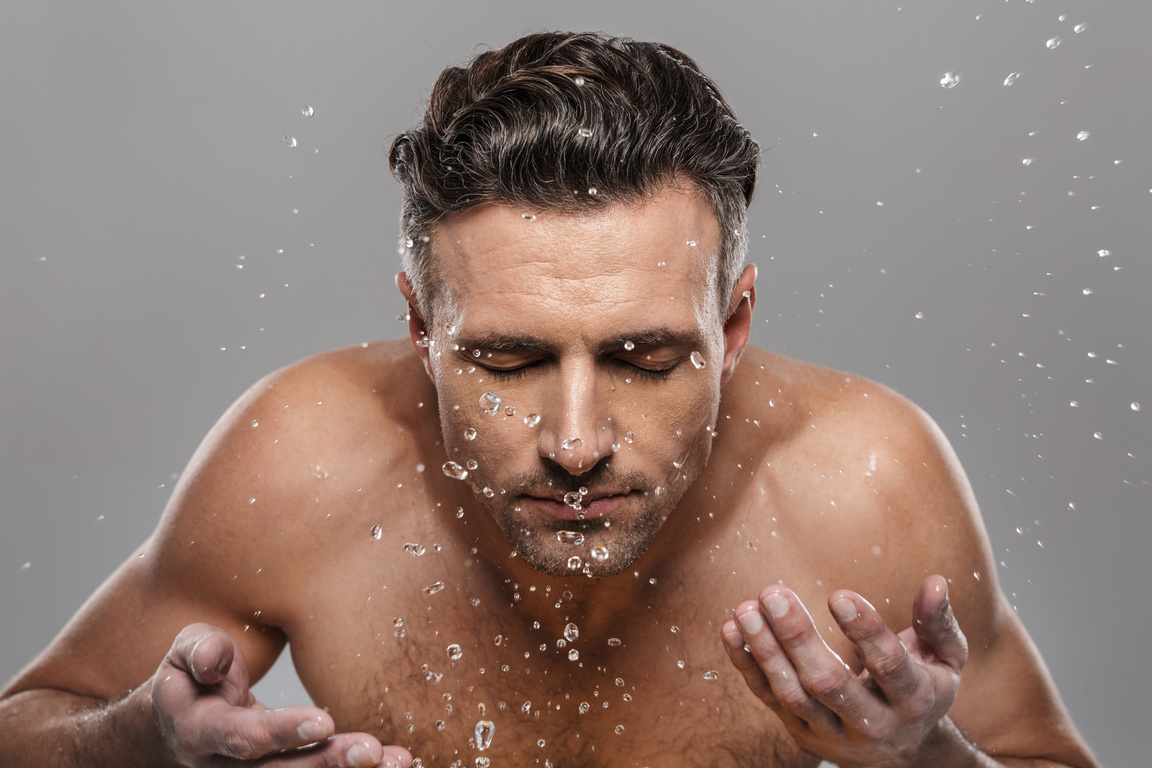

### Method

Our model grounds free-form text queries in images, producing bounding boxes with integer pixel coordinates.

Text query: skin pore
[399,185,755,582]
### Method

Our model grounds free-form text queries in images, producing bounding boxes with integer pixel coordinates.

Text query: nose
[537,362,617,475]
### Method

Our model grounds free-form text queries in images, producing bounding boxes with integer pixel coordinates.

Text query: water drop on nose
[447,644,463,660]
[371,524,383,540]
[568,555,583,570]
[1046,35,1062,49]
[561,437,583,451]
[623,340,635,351]
[590,545,609,562]
[404,542,426,556]
[624,431,634,444]
[524,413,541,427]
[465,428,478,441]
[611,442,621,452]
[284,135,297,147]
[557,530,585,545]
[474,720,495,751]
[302,105,314,117]
[578,127,593,138]
[480,392,503,415]
[442,461,469,480]
[690,351,706,369]
[1003,72,1021,87]
[939,71,960,88]
[564,622,579,642]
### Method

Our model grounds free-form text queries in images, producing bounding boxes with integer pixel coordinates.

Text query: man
[0,31,1098,768]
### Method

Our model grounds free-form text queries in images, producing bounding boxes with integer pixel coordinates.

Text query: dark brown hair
[389,31,760,316]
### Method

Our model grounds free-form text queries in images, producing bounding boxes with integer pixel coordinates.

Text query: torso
[222,341,928,768]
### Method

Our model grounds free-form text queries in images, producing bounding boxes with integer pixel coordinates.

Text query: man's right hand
[152,624,412,768]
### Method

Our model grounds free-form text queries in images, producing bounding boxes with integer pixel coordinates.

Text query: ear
[396,271,434,378]
[720,264,757,386]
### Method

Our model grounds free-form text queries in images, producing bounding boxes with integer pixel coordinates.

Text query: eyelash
[486,361,674,381]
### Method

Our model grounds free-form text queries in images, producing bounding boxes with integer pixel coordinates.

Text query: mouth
[523,489,633,520]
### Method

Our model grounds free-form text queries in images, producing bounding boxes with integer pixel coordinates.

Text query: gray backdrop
[2,2,1148,765]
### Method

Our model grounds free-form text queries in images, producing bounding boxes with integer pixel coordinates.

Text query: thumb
[170,623,240,687]
[912,575,968,673]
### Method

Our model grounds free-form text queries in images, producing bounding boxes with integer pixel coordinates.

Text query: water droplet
[561,437,583,451]
[557,530,585,545]
[1022,158,1034,166]
[302,105,314,117]
[1083,288,1093,295]
[465,428,478,441]
[703,670,719,680]
[1077,130,1090,141]
[1097,249,1111,257]
[614,725,625,735]
[690,351,706,369]
[574,76,586,86]
[1003,72,1021,87]
[524,413,541,427]
[607,637,622,647]
[579,701,591,714]
[393,617,404,628]
[940,71,960,89]
[371,524,383,540]
[1046,35,1063,50]
[456,507,465,518]
[504,405,516,416]
[480,392,503,415]
[404,543,426,556]
[568,555,583,570]
[250,420,259,428]
[623,340,635,351]
[476,758,490,768]
[447,644,463,660]
[563,623,579,642]
[1093,431,1103,440]
[624,431,634,444]
[587,186,598,195]
[1074,23,1087,33]
[563,491,583,508]
[590,545,609,562]
[915,311,924,319]
[537,739,546,748]
[482,487,495,498]
[676,660,685,669]
[443,461,469,481]
[686,239,697,247]
[424,581,446,595]
[578,127,593,138]
[611,442,621,452]
[284,134,297,147]
[568,649,580,661]
[1131,402,1141,411]
[522,213,537,221]
[474,720,495,751]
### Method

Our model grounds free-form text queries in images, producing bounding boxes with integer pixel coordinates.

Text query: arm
[722,383,1099,768]
[0,364,411,767]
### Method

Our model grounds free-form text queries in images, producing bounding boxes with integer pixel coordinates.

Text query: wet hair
[388,31,761,318]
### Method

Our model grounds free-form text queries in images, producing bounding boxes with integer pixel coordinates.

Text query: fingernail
[736,608,764,634]
[297,720,327,743]
[347,744,374,766]
[764,593,789,619]
[831,598,857,623]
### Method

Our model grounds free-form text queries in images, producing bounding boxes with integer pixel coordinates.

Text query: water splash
[443,461,468,480]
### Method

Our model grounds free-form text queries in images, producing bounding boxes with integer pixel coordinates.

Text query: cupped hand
[721,575,967,768]
[151,623,412,767]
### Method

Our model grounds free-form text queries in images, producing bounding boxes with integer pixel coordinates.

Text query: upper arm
[845,385,1097,766]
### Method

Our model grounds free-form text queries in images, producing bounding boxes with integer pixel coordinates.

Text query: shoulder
[723,348,999,625]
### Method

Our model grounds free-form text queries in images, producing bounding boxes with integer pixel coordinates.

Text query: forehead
[431,188,720,336]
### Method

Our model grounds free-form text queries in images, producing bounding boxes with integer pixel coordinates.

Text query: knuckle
[221,728,263,760]
[804,668,847,700]
[870,646,909,679]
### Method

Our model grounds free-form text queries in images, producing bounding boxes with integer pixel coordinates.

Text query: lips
[526,490,630,520]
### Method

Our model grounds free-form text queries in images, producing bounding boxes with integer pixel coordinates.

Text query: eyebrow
[456,329,704,356]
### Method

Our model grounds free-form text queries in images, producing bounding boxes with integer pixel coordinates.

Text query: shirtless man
[0,32,1098,768]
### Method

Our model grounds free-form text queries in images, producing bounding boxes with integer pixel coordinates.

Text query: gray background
[1,1,1148,765]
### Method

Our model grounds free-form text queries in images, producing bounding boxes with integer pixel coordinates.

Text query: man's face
[415,187,741,578]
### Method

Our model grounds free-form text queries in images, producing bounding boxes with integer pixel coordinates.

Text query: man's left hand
[721,574,969,768]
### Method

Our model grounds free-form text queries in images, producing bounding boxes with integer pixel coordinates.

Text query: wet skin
[1,189,1098,767]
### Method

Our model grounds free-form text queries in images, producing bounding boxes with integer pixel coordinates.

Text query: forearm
[915,717,1096,768]
[0,684,178,768]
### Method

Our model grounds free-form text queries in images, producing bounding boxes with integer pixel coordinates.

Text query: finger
[378,744,415,768]
[244,734,387,768]
[193,700,338,759]
[735,596,840,732]
[721,617,813,734]
[912,575,968,673]
[168,623,236,686]
[828,590,920,705]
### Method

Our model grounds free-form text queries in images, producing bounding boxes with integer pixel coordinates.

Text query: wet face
[406,187,751,578]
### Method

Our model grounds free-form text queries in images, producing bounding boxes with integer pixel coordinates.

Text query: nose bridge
[539,357,615,474]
